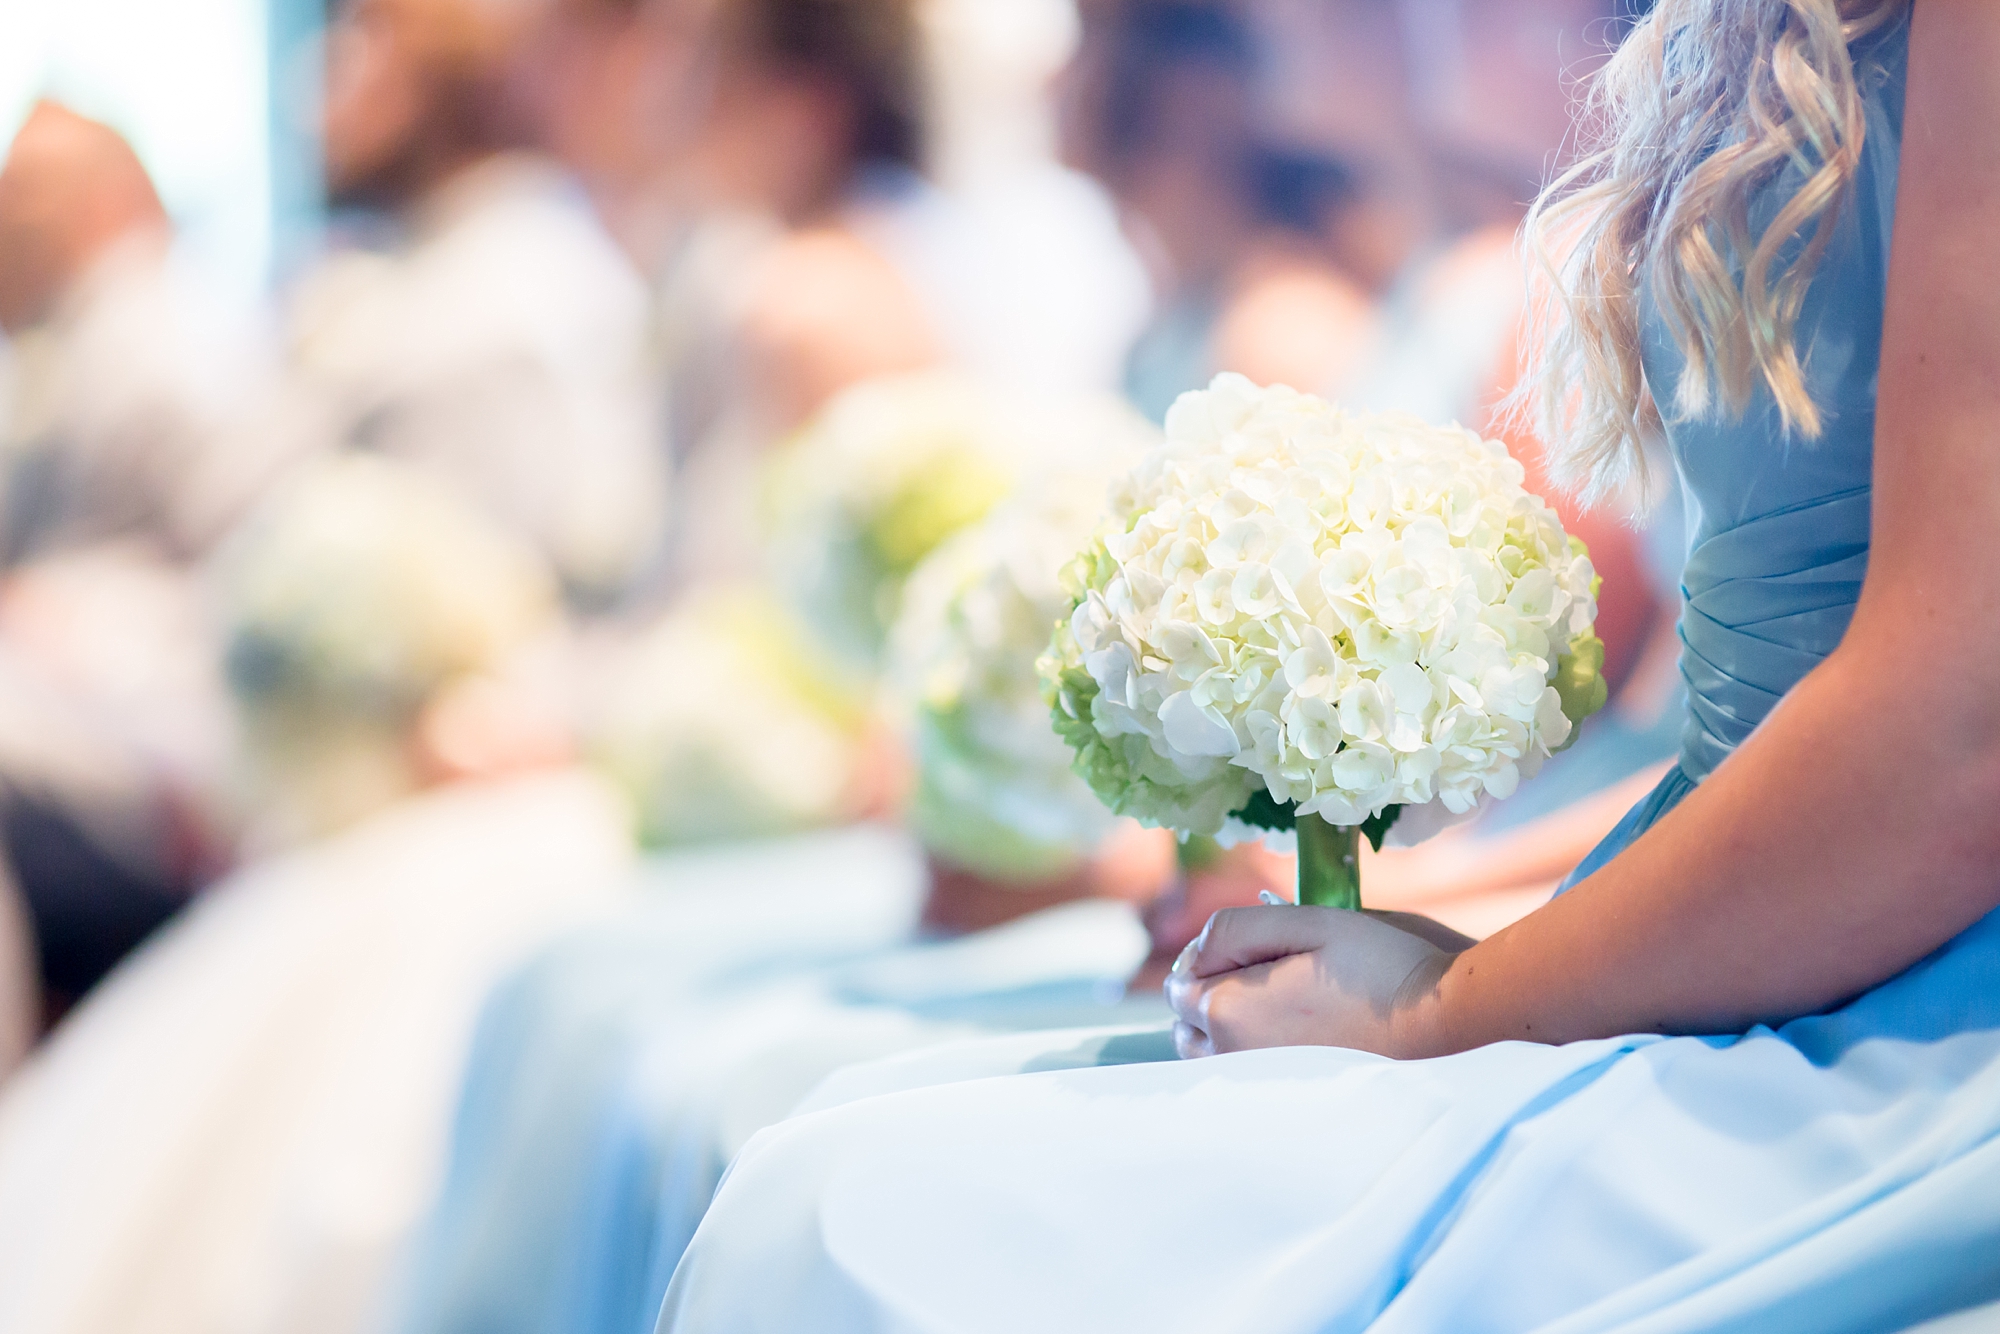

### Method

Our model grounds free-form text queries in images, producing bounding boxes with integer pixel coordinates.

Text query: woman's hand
[1165,906,1464,1059]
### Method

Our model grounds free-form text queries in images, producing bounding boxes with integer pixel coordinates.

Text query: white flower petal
[1159,690,1242,759]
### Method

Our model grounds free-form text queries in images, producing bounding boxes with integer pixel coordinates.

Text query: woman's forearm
[1402,638,2000,1056]
[1363,763,1673,913]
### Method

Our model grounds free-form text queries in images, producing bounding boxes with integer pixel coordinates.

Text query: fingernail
[1171,939,1198,976]
[1257,889,1285,906]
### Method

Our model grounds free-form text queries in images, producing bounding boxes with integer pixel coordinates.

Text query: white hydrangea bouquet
[890,400,1158,880]
[765,371,1021,671]
[1040,374,1607,909]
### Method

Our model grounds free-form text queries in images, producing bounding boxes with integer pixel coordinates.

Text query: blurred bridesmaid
[1071,1,1376,424]
[281,0,671,608]
[0,102,268,1014]
[0,459,632,1334]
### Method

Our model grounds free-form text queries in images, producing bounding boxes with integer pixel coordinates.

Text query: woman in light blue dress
[659,5,2000,1330]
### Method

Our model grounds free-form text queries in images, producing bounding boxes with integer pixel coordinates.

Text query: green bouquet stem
[1176,833,1222,873]
[1295,815,1362,910]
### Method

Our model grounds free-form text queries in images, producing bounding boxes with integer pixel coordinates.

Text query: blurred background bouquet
[762,371,1021,672]
[585,588,876,848]
[217,454,562,844]
[887,395,1157,883]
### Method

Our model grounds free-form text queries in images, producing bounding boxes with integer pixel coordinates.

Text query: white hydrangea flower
[1042,374,1607,841]
[889,399,1158,879]
[764,372,1023,670]
[587,589,868,848]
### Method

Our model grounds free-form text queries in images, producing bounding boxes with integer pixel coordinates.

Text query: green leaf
[1229,787,1296,831]
[1176,833,1223,871]
[1359,805,1402,853]
[1552,631,1610,753]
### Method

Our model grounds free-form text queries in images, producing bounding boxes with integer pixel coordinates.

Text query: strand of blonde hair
[1521,0,1908,501]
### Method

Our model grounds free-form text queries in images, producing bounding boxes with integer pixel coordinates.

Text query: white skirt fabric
[0,770,632,1334]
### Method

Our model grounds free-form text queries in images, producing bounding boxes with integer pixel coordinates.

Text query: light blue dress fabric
[393,828,1157,1334]
[561,909,1165,1334]
[1904,1299,2000,1333]
[660,20,2000,1332]
[394,827,931,1334]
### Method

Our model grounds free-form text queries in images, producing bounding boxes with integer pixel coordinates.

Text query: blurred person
[898,0,1151,401]
[0,458,632,1334]
[1247,0,1439,298]
[0,101,279,564]
[509,0,704,263]
[0,102,272,1018]
[1080,0,1375,424]
[647,0,1154,592]
[636,0,942,590]
[1212,144,1380,410]
[286,0,671,608]
[0,547,237,1020]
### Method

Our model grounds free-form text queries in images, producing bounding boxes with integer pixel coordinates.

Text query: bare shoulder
[1866,1,2000,607]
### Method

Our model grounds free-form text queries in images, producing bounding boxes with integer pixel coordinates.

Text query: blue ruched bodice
[1567,18,1909,883]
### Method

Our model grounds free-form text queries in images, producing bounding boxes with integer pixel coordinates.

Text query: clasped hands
[1166,907,1474,1059]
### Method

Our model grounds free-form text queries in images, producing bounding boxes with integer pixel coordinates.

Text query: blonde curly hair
[1523,0,1909,500]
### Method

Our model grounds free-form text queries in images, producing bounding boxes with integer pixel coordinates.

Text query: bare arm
[1171,1,2000,1058]
[1407,0,2000,1051]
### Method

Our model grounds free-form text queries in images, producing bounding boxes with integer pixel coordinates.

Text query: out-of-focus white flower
[1041,373,1607,842]
[763,371,1030,671]
[219,455,556,720]
[890,399,1158,879]
[587,589,869,848]
[214,455,564,844]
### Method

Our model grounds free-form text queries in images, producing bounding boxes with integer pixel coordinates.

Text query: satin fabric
[395,828,1156,1334]
[0,771,631,1334]
[660,19,2000,1330]
[562,905,1161,1334]
[396,827,930,1334]
[665,908,1999,1333]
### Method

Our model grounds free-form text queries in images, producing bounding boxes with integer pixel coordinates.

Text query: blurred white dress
[0,235,278,565]
[284,155,669,605]
[0,769,632,1334]
[852,164,1149,404]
